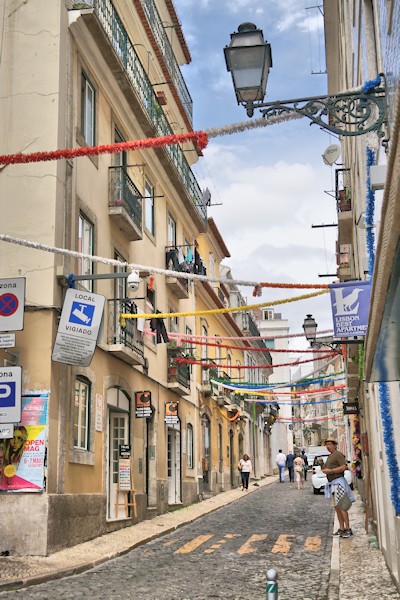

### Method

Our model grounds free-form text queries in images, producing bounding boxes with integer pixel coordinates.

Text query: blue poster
[329,281,371,338]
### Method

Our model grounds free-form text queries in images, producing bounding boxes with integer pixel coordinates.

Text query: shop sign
[343,402,360,415]
[135,391,152,418]
[164,401,179,425]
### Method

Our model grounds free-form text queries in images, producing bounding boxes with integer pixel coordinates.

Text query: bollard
[266,568,278,599]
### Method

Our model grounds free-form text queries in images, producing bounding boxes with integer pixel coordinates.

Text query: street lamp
[302,314,342,353]
[225,23,388,142]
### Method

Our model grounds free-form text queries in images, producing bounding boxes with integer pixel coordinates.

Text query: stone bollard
[266,568,278,599]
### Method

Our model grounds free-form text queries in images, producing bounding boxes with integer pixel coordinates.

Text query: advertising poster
[164,401,179,425]
[0,394,48,492]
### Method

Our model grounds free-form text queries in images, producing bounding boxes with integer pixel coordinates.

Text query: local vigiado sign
[52,288,105,367]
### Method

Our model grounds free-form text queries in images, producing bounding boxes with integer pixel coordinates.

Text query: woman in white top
[238,454,252,490]
[293,452,305,490]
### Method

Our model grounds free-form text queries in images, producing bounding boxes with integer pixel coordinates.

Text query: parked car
[311,455,353,494]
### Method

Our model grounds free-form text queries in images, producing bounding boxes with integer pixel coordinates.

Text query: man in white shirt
[276,450,287,483]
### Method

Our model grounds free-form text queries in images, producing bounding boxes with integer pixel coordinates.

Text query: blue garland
[378,382,400,514]
[365,147,376,275]
[361,75,382,93]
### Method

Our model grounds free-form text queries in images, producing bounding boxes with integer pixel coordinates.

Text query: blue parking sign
[0,382,16,407]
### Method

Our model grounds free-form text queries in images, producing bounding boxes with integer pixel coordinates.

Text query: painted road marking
[204,539,227,554]
[174,534,213,554]
[271,534,296,555]
[304,536,321,552]
[237,534,268,555]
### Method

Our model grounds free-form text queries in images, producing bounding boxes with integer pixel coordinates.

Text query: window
[264,339,275,349]
[263,309,274,320]
[145,180,155,235]
[74,377,91,450]
[78,213,94,291]
[81,71,95,146]
[169,309,179,334]
[146,286,156,345]
[187,424,194,469]
[167,214,176,246]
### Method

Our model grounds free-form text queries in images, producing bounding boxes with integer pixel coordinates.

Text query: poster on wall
[0,394,48,492]
[164,401,179,425]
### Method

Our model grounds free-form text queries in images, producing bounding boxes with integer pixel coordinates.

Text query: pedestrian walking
[301,449,309,480]
[293,452,305,490]
[322,437,355,538]
[238,454,252,490]
[276,449,286,483]
[286,451,295,482]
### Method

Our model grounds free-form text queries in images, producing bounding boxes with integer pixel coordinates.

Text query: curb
[0,478,277,592]
[327,514,340,600]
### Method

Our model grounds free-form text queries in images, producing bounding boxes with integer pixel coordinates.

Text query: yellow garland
[120,289,328,323]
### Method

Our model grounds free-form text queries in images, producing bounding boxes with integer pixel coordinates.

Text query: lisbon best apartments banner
[329,281,371,338]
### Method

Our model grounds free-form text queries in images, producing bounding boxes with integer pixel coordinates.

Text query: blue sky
[173,0,339,344]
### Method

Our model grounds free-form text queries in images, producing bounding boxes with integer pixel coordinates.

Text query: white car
[311,455,353,494]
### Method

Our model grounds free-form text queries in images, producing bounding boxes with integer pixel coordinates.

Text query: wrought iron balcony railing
[69,0,206,226]
[108,299,144,356]
[109,166,142,230]
[139,0,193,122]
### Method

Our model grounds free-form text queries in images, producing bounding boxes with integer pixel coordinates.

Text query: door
[108,411,129,520]
[201,414,211,490]
[167,428,181,504]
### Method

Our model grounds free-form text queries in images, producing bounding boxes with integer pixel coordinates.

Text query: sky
[172,0,340,349]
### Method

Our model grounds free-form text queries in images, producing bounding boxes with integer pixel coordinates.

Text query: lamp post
[302,314,342,353]
[224,23,387,143]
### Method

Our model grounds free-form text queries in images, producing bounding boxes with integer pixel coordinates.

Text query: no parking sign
[0,278,25,332]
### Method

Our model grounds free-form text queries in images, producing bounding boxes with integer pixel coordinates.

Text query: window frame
[78,212,94,292]
[81,70,96,147]
[186,423,194,469]
[145,179,155,236]
[73,376,91,451]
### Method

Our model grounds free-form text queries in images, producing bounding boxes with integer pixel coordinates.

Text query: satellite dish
[322,144,341,166]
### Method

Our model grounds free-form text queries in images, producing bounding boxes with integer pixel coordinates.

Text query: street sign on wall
[0,366,22,423]
[52,288,105,367]
[0,278,25,332]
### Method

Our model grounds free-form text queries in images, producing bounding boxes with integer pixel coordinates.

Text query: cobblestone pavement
[0,480,334,600]
[0,477,399,599]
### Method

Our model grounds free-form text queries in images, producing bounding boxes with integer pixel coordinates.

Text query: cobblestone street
[0,481,335,600]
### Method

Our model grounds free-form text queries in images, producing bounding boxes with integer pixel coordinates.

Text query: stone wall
[0,494,49,556]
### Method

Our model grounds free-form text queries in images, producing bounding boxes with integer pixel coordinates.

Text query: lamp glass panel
[228,46,267,102]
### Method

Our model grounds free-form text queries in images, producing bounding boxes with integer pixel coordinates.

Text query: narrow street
[0,480,334,600]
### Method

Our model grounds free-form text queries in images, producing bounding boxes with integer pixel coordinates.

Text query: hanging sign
[52,288,105,366]
[119,444,131,458]
[0,278,25,332]
[164,401,179,425]
[135,391,152,418]
[329,281,371,338]
[343,402,360,415]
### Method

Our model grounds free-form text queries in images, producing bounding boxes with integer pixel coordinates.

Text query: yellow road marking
[304,536,321,551]
[174,534,213,554]
[271,534,295,555]
[237,534,268,555]
[204,540,227,554]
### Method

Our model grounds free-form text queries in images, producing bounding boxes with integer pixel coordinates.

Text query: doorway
[167,427,181,504]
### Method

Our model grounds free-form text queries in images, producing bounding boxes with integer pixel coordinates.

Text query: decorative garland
[175,353,335,370]
[365,147,376,275]
[378,382,400,514]
[239,396,346,407]
[213,381,345,396]
[252,282,328,297]
[217,406,240,422]
[121,289,329,321]
[210,372,345,388]
[277,414,343,423]
[176,338,332,353]
[151,328,334,342]
[0,233,334,292]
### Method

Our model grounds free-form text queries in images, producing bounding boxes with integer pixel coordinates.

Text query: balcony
[167,349,191,396]
[109,167,143,240]
[107,299,144,365]
[165,245,197,299]
[68,0,207,232]
[136,0,193,123]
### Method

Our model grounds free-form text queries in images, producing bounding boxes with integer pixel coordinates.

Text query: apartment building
[324,0,400,588]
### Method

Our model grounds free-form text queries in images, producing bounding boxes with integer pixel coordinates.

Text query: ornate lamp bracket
[257,84,388,146]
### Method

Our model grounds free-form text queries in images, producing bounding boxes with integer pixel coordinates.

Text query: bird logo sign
[329,281,371,338]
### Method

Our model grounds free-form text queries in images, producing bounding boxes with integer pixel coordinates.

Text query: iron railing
[108,299,144,356]
[140,0,193,122]
[109,167,142,230]
[69,0,206,225]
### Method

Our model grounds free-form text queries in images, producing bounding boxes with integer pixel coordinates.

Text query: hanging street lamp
[224,23,388,144]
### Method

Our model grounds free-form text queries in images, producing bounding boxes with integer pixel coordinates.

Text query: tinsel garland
[210,372,345,388]
[366,147,376,275]
[253,281,327,297]
[378,382,400,514]
[236,396,346,407]
[223,383,346,396]
[361,75,382,93]
[174,353,335,369]
[277,414,343,423]
[179,338,333,353]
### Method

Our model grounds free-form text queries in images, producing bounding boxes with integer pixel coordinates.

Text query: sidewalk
[0,479,399,598]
